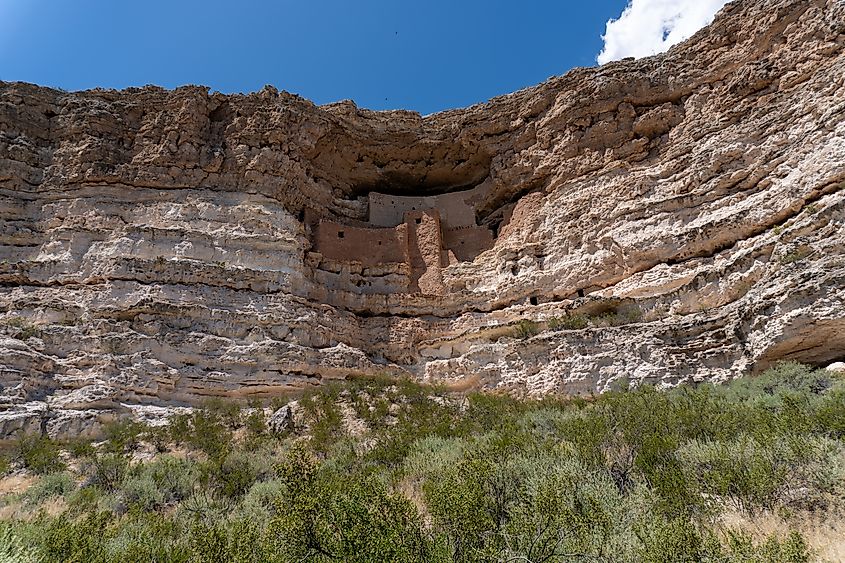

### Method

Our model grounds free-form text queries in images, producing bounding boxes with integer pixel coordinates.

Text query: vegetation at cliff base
[0,362,843,562]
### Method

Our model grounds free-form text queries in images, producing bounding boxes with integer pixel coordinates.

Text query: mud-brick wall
[404,210,445,295]
[315,220,407,267]
[443,226,494,262]
[369,183,488,230]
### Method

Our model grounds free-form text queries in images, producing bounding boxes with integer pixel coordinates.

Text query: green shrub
[0,522,40,563]
[101,420,144,454]
[176,491,232,528]
[500,453,636,561]
[202,398,242,429]
[300,389,346,455]
[189,517,270,563]
[185,409,232,462]
[0,361,840,562]
[127,456,199,507]
[268,445,433,562]
[589,304,643,327]
[212,446,276,499]
[143,424,171,453]
[402,435,466,484]
[14,434,64,475]
[724,362,832,399]
[365,387,460,467]
[120,456,200,513]
[3,317,40,340]
[121,473,165,512]
[82,452,129,491]
[634,516,721,563]
[38,511,112,562]
[104,512,189,563]
[548,314,588,330]
[424,456,499,562]
[243,406,268,445]
[23,472,76,506]
[780,247,812,264]
[511,319,541,339]
[724,529,810,563]
[238,479,286,522]
[814,385,845,438]
[676,433,837,512]
[65,437,96,459]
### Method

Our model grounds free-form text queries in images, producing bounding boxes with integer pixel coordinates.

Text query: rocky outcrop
[1,0,844,437]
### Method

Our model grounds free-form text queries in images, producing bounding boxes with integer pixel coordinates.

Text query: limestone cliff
[1,0,844,437]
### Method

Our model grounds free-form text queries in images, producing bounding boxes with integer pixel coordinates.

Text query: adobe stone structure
[309,183,494,295]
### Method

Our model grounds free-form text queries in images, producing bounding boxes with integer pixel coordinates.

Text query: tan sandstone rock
[0,0,844,437]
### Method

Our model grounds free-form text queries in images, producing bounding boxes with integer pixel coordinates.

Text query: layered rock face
[1,0,844,436]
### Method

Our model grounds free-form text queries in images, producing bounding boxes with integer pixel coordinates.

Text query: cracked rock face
[1,0,844,438]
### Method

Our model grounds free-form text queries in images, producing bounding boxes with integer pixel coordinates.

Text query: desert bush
[37,511,112,562]
[121,473,165,512]
[22,472,75,506]
[121,456,199,512]
[548,314,588,330]
[780,247,812,264]
[185,409,232,462]
[268,445,433,562]
[243,405,268,445]
[402,435,466,484]
[237,479,286,522]
[177,491,232,528]
[82,452,129,491]
[14,434,64,475]
[722,362,833,400]
[203,398,242,429]
[813,385,845,438]
[634,516,721,563]
[212,446,276,499]
[499,453,635,561]
[299,389,345,455]
[676,434,838,512]
[723,529,810,563]
[510,319,541,339]
[142,423,171,453]
[2,317,40,340]
[424,455,502,561]
[101,419,144,454]
[193,517,269,563]
[365,386,460,467]
[0,522,40,563]
[103,511,189,563]
[545,408,611,467]
[588,304,643,327]
[0,361,840,562]
[64,483,117,515]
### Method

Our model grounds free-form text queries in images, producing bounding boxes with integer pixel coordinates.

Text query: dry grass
[441,373,482,393]
[719,509,845,562]
[0,473,35,495]
[0,474,68,520]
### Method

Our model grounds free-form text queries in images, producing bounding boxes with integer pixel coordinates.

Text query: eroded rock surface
[1,0,844,437]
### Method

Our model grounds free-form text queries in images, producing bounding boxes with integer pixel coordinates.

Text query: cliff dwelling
[305,183,494,296]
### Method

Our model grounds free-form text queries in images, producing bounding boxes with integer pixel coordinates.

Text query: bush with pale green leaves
[1,362,841,562]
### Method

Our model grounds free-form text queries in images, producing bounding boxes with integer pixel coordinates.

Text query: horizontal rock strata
[1,0,844,436]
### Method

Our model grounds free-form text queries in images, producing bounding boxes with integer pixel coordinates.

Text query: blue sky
[1,0,632,114]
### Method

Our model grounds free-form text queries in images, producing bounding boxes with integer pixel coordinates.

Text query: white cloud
[597,0,730,65]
